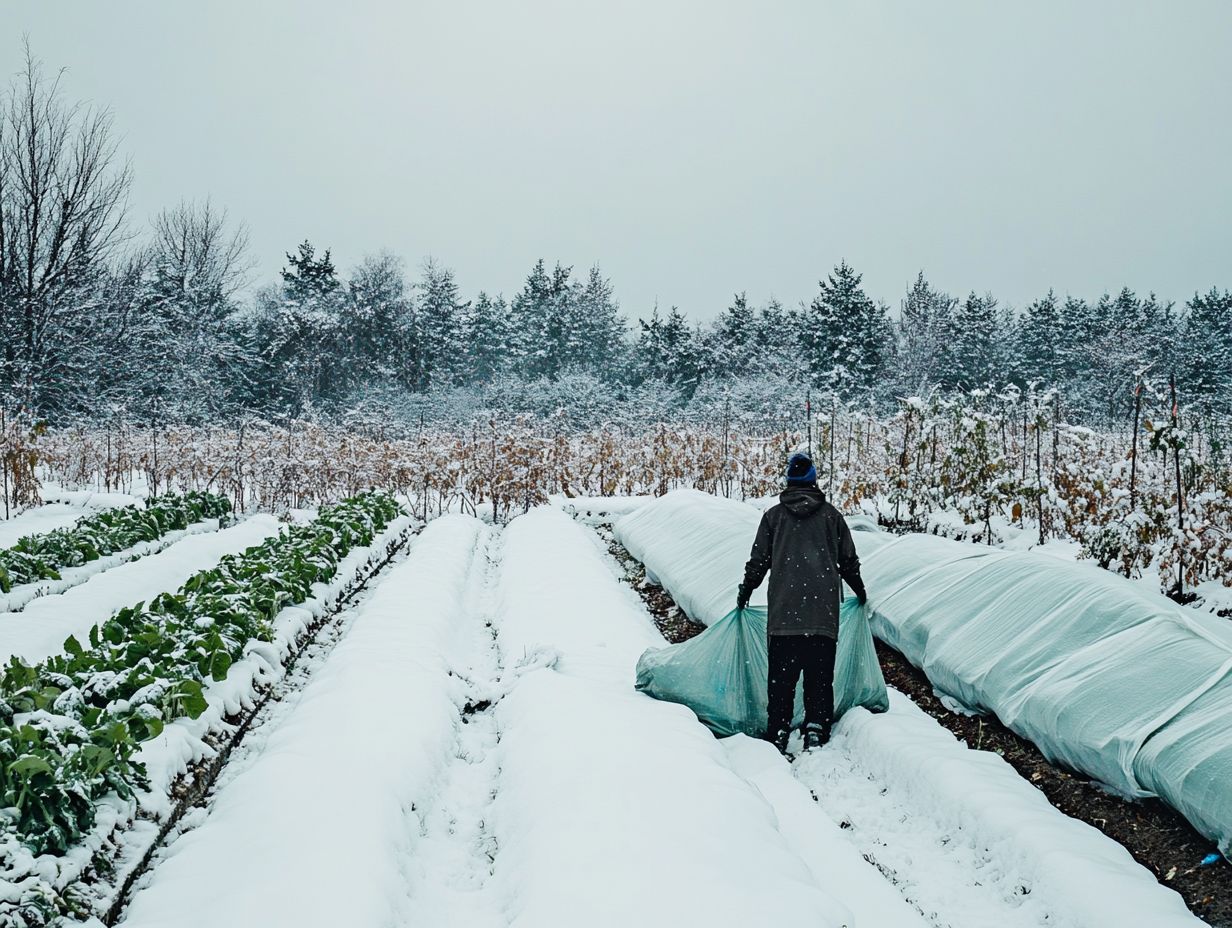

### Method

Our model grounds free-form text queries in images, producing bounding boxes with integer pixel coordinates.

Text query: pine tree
[415,258,468,389]
[635,305,703,390]
[754,297,804,378]
[802,260,892,394]
[281,241,340,303]
[947,291,1002,391]
[1016,290,1065,387]
[1080,289,1144,420]
[465,291,511,384]
[571,265,626,378]
[510,259,577,379]
[1058,295,1098,385]
[246,239,346,414]
[707,292,758,377]
[344,252,414,391]
[1183,288,1232,413]
[897,271,957,393]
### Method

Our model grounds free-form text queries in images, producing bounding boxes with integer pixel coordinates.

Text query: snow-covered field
[35,501,1198,928]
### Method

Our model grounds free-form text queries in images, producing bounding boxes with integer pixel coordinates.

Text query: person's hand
[736,589,749,611]
[857,590,868,607]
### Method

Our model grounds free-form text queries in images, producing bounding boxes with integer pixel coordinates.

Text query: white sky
[5,0,1230,319]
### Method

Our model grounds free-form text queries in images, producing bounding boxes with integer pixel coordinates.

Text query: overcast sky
[5,1,1230,320]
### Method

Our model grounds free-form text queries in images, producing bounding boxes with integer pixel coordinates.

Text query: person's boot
[802,722,831,751]
[768,727,790,756]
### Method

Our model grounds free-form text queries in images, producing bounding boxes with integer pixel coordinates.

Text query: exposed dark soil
[594,519,1232,928]
[594,523,705,644]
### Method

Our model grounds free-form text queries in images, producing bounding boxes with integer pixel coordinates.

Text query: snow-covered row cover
[0,516,282,665]
[117,514,477,928]
[613,488,766,624]
[491,507,919,927]
[0,518,221,614]
[612,487,888,626]
[553,494,656,521]
[856,532,1232,856]
[792,692,1206,928]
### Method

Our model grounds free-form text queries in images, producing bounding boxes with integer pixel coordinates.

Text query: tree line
[2,47,1229,429]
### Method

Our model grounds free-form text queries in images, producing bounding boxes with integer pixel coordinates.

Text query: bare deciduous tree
[0,39,132,408]
[150,199,251,307]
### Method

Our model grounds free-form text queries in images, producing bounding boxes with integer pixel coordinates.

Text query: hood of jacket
[779,485,825,517]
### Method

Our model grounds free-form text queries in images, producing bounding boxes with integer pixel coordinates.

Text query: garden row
[0,491,405,925]
[118,514,484,928]
[0,492,231,594]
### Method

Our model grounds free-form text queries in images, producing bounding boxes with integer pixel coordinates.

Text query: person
[736,452,868,754]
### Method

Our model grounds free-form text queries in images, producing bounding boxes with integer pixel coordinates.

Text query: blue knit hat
[786,453,817,486]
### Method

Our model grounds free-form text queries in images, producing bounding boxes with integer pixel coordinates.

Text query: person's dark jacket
[737,486,866,638]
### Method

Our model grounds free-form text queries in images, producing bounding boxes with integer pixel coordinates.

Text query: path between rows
[395,524,504,926]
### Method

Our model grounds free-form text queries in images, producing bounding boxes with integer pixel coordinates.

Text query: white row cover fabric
[615,488,1232,856]
[858,531,1232,856]
[616,489,766,626]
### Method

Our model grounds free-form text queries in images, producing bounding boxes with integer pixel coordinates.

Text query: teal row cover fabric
[635,599,889,737]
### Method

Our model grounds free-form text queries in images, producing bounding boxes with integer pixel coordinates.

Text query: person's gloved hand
[736,587,749,611]
[857,590,869,607]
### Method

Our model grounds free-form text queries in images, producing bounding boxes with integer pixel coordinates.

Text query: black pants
[767,634,837,735]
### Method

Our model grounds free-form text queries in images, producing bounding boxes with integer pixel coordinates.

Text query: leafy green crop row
[0,491,402,856]
[0,492,232,594]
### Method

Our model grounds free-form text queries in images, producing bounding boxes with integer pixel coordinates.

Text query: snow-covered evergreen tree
[1016,290,1065,387]
[415,258,468,389]
[510,259,573,379]
[246,240,347,415]
[282,240,340,302]
[705,292,759,377]
[946,291,1003,391]
[1183,287,1232,413]
[345,251,414,391]
[635,305,703,390]
[896,271,957,393]
[802,261,893,393]
[570,265,627,379]
[1075,289,1149,420]
[465,291,512,384]
[754,297,805,378]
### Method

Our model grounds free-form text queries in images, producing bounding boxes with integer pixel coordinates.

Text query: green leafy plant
[0,490,401,855]
[0,492,232,593]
